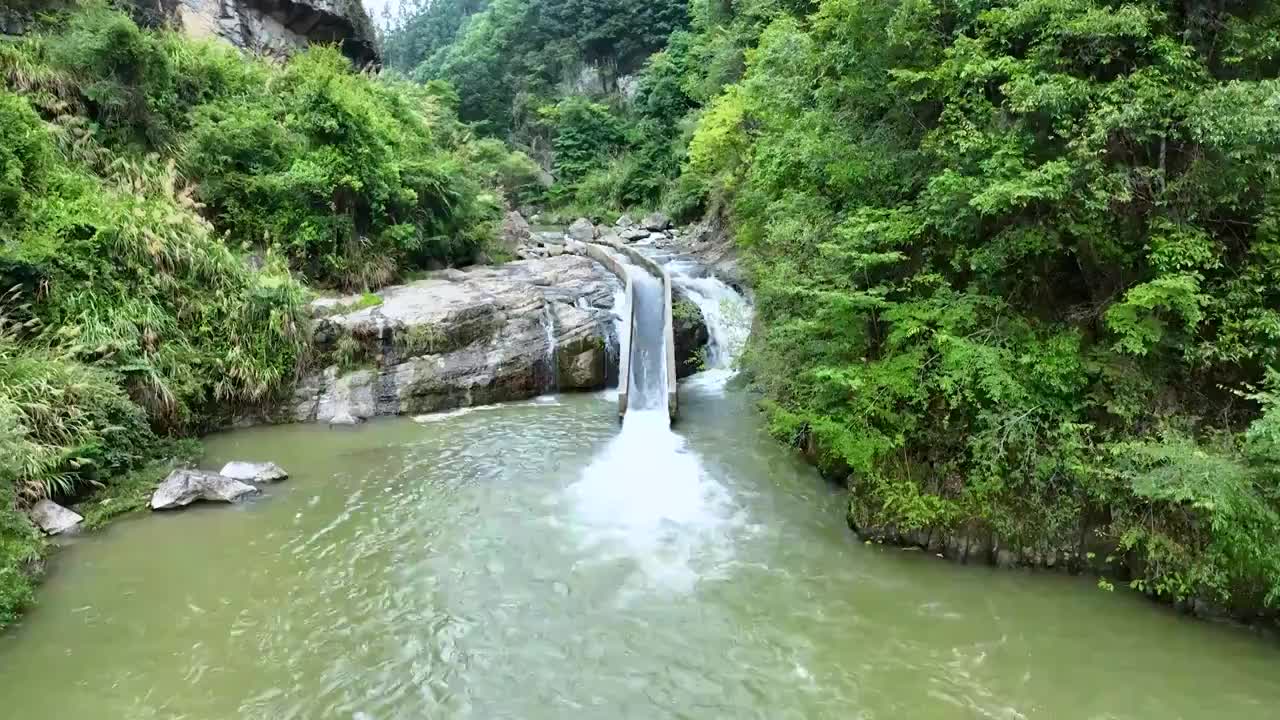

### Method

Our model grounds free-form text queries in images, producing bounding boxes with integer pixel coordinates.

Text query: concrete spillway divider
[583,242,633,419]
[583,240,678,423]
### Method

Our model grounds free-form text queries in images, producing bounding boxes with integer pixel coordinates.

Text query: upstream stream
[2,259,1280,719]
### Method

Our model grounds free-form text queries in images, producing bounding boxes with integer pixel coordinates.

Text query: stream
[1,258,1279,719]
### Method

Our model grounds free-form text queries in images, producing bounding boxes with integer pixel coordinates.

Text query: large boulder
[642,212,672,231]
[219,461,288,483]
[672,292,711,378]
[620,227,649,242]
[151,469,259,510]
[501,211,532,253]
[29,499,83,535]
[567,217,597,242]
[615,214,636,228]
[295,255,623,422]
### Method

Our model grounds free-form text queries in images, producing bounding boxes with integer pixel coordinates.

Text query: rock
[329,411,362,426]
[150,469,258,510]
[295,255,623,422]
[219,461,289,483]
[29,499,83,535]
[646,232,668,243]
[175,0,378,66]
[501,211,532,252]
[672,290,711,379]
[567,217,597,242]
[615,214,636,227]
[676,212,747,293]
[620,227,649,242]
[642,212,672,231]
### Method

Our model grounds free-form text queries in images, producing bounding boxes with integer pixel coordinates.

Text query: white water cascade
[567,254,753,593]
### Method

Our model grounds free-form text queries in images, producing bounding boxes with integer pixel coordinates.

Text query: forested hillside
[0,1,532,625]
[385,0,1280,615]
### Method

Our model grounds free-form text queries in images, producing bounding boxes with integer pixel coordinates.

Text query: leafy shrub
[182,48,499,289]
[684,0,1280,611]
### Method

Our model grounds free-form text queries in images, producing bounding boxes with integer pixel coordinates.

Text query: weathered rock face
[296,255,622,424]
[175,0,378,66]
[500,211,533,254]
[677,211,746,293]
[29,499,83,536]
[2,1,378,67]
[151,469,259,510]
[672,291,710,379]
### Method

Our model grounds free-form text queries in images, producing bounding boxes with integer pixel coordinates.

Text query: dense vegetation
[386,0,1280,616]
[384,0,694,210]
[0,1,526,626]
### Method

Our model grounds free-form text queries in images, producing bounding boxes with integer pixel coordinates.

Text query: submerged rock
[150,469,259,510]
[29,499,83,535]
[295,255,622,423]
[219,461,289,483]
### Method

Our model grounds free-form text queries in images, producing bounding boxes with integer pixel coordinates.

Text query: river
[1,259,1278,719]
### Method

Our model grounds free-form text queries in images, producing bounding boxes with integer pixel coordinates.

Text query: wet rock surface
[297,256,622,423]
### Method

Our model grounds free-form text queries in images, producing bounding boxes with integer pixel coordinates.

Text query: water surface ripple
[1,385,1278,719]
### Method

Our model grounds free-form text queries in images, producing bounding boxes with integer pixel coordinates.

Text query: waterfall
[569,256,743,594]
[541,300,559,393]
[667,261,753,370]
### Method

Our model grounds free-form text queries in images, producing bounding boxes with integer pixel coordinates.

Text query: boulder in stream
[642,212,672,231]
[150,469,259,510]
[567,217,597,242]
[615,214,635,227]
[219,461,289,483]
[29,499,83,535]
[672,291,711,378]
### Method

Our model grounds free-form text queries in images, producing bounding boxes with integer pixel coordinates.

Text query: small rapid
[666,259,752,370]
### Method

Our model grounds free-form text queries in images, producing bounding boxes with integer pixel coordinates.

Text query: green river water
[2,375,1279,719]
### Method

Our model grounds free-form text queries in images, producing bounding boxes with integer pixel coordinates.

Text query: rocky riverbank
[287,225,717,426]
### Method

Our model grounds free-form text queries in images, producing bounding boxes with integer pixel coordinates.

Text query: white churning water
[567,254,753,594]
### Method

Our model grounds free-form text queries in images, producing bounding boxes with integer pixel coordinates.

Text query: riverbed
[1,372,1279,718]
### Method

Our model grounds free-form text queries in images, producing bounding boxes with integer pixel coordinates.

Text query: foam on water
[567,409,740,594]
[668,265,752,370]
[565,255,751,593]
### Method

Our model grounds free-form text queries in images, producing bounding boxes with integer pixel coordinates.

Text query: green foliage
[0,3,514,627]
[403,0,689,137]
[545,96,623,186]
[182,50,499,290]
[465,137,547,206]
[670,0,1280,612]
